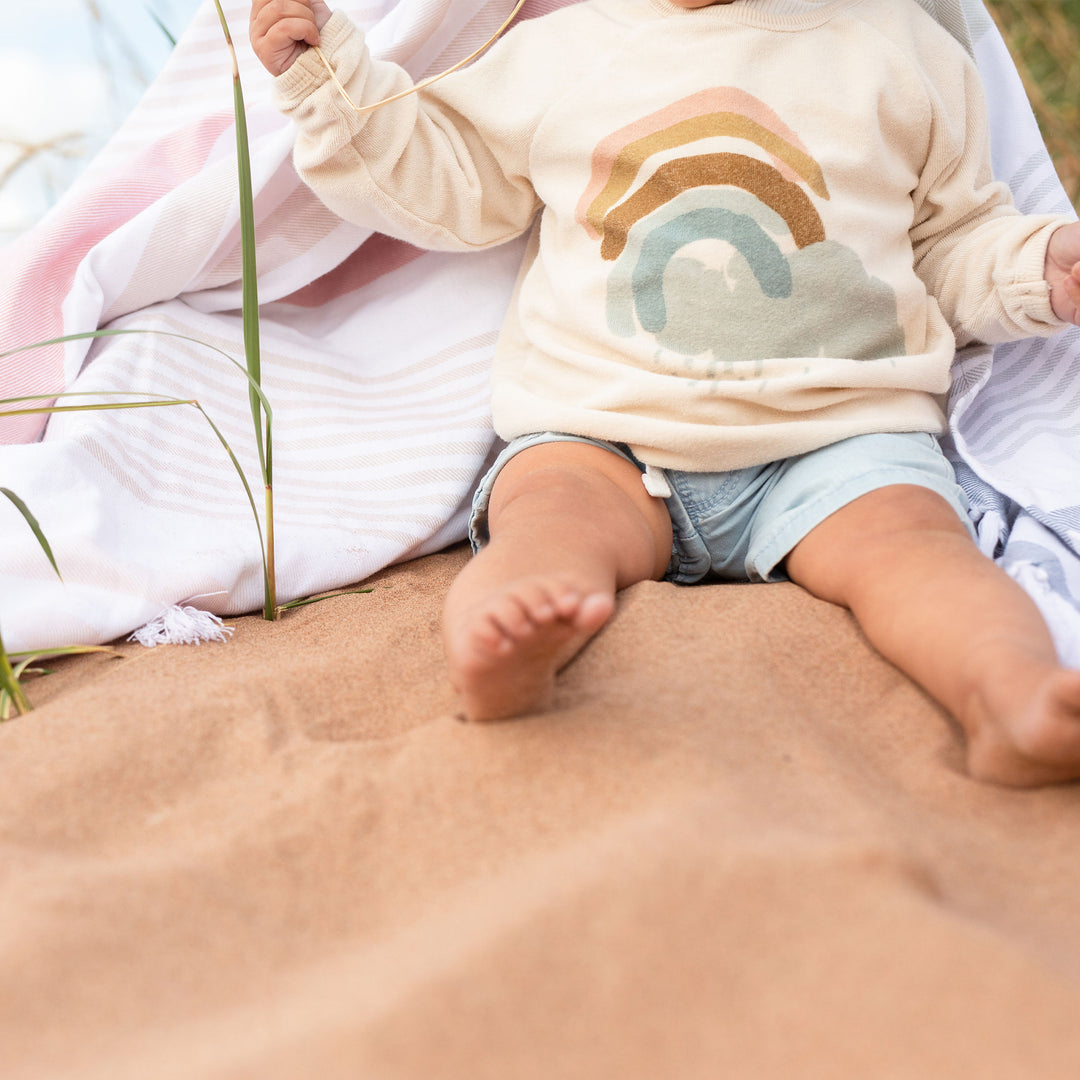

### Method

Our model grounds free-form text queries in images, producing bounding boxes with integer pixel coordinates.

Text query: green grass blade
[1,488,62,580]
[2,334,277,619]
[2,388,191,404]
[212,3,276,621]
[146,7,177,46]
[0,631,32,719]
[193,404,274,619]
[279,588,375,611]
[11,658,45,680]
[8,645,123,664]
[0,487,65,719]
[5,0,278,623]
[264,485,277,619]
[0,389,273,622]
[0,399,192,419]
[0,329,274,423]
[212,0,266,484]
[0,643,118,723]
[205,6,276,618]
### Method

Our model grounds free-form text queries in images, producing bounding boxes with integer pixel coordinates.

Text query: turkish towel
[0,0,1077,657]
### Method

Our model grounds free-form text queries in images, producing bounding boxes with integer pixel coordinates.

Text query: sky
[0,0,203,244]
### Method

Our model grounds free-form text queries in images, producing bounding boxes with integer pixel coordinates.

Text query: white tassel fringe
[129,605,234,648]
[1005,561,1080,670]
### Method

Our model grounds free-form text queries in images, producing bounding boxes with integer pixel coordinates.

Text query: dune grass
[0,4,273,714]
[213,0,277,620]
[0,384,270,718]
[986,0,1080,205]
[2,465,125,718]
[0,490,55,716]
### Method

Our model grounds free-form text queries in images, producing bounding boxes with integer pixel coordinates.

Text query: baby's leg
[785,484,1080,786]
[444,441,672,721]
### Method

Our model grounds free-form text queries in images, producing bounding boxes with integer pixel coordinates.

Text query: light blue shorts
[468,430,973,584]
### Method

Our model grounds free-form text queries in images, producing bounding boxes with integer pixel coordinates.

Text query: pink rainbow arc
[575,87,828,240]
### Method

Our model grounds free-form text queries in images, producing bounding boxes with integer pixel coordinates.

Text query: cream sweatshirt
[275,0,1071,470]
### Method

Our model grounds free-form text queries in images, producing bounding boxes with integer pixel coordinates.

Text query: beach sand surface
[4,544,1080,1078]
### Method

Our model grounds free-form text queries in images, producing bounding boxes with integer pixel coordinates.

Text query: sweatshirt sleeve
[909,46,1072,346]
[272,10,547,251]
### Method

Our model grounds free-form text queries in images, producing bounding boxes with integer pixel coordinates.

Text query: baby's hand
[1045,221,1080,327]
[250,0,333,77]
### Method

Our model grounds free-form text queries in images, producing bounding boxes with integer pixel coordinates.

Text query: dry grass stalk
[0,136,84,192]
[986,0,1080,205]
[313,0,527,115]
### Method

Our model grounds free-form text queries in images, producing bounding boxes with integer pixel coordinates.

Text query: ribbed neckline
[645,0,855,30]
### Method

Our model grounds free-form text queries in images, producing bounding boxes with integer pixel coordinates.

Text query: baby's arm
[1045,222,1080,327]
[908,46,1077,345]
[260,7,556,251]
[250,0,332,77]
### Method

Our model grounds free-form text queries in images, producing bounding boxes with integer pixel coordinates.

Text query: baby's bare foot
[965,667,1080,786]
[445,576,615,722]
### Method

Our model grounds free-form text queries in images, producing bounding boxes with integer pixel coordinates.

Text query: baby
[251,0,1080,785]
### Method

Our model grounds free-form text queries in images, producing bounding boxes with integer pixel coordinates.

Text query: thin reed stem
[313,0,527,115]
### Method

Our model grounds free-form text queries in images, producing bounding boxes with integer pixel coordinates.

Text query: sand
[4,544,1080,1078]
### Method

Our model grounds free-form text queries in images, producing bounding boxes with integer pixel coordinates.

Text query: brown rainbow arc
[599,153,825,262]
[575,87,829,239]
[584,113,828,240]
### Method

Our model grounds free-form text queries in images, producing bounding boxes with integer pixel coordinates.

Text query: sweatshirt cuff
[273,10,358,110]
[1000,216,1073,331]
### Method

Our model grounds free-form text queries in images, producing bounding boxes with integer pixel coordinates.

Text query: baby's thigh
[470,432,673,583]
[750,431,973,584]
[776,433,975,600]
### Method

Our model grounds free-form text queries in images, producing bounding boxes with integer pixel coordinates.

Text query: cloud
[606,187,906,364]
[654,239,906,364]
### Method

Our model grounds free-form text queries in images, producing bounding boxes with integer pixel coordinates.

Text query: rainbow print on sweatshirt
[576,88,906,364]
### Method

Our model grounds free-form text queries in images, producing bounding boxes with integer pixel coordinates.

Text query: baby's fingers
[251,0,321,42]
[1064,265,1080,319]
[250,0,322,74]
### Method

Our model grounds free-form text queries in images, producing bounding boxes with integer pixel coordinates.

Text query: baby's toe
[487,593,539,642]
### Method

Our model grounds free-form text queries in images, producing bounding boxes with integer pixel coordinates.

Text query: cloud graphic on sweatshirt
[578,89,905,362]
